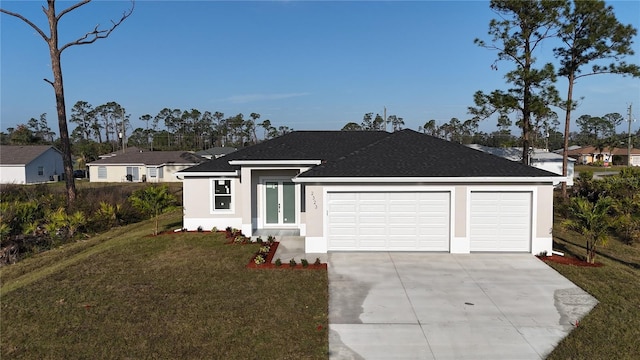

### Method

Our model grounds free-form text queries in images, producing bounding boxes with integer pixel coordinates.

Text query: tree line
[65,100,292,151]
[1,101,294,167]
[340,110,639,151]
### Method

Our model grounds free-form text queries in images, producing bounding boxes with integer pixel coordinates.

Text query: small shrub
[197,226,203,232]
[538,250,548,257]
[254,254,265,265]
[314,258,322,266]
[275,258,282,267]
[211,226,218,232]
[267,235,276,244]
[289,258,297,267]
[301,258,309,268]
[256,236,263,244]
[259,246,270,254]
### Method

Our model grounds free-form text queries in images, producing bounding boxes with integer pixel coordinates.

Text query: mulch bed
[246,241,327,270]
[537,254,603,267]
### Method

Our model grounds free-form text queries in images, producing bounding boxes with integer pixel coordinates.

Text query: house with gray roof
[195,146,237,160]
[0,145,64,184]
[177,129,563,255]
[466,144,576,186]
[87,150,205,183]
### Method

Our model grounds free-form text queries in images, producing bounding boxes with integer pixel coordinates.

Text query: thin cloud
[221,92,311,104]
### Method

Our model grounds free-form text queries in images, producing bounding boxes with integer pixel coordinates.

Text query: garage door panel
[327,192,450,251]
[470,192,531,252]
[330,204,357,212]
[359,216,386,224]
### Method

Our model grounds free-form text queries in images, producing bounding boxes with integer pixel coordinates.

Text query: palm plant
[129,185,176,236]
[563,196,612,263]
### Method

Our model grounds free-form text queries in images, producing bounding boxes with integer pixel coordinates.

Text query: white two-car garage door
[469,191,532,252]
[327,192,450,251]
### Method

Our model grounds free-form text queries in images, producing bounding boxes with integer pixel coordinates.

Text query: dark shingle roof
[298,129,556,178]
[180,131,389,173]
[0,145,61,165]
[181,129,558,178]
[88,151,205,166]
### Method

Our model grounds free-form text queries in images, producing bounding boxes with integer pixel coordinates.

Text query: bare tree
[1,1,134,205]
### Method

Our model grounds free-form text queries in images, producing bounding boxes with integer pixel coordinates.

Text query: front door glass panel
[265,182,279,224]
[283,182,295,224]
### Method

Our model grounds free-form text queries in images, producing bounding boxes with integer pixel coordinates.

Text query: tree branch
[0,8,48,42]
[44,78,54,87]
[57,0,91,21]
[59,0,134,53]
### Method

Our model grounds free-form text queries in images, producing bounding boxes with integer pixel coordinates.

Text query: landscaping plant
[563,196,612,264]
[128,185,177,236]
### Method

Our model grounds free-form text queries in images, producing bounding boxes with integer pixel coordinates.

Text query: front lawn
[546,225,640,359]
[1,211,328,359]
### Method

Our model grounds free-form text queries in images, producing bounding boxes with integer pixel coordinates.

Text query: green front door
[265,180,296,225]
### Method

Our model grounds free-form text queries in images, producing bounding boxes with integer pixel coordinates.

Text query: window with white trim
[212,179,232,211]
[148,167,157,178]
[98,166,107,179]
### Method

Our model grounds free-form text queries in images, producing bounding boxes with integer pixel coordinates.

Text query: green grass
[574,164,627,174]
[546,225,640,360]
[1,210,328,359]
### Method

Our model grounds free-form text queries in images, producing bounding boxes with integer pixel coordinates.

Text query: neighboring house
[610,147,640,166]
[97,146,144,159]
[177,130,562,255]
[563,146,612,165]
[467,144,575,186]
[561,146,640,166]
[87,150,205,182]
[0,145,64,184]
[196,147,237,160]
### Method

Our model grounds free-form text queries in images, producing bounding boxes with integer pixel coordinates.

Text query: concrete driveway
[328,253,597,360]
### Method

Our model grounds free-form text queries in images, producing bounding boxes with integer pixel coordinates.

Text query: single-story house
[563,146,640,166]
[610,147,640,166]
[196,146,237,160]
[467,145,575,186]
[87,150,205,182]
[0,145,64,184]
[177,130,562,255]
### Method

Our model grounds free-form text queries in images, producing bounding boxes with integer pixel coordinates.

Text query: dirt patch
[538,254,603,267]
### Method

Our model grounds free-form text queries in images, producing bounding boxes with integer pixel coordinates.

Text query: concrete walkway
[328,253,597,360]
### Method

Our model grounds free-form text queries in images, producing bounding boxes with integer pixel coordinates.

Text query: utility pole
[121,106,126,154]
[384,106,387,132]
[628,103,633,167]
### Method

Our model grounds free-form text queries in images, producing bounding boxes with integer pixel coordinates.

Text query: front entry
[264,180,296,226]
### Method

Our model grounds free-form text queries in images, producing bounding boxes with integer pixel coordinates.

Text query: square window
[212,179,232,212]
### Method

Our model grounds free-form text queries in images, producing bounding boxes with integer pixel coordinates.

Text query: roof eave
[228,159,322,166]
[292,176,564,184]
[175,170,240,177]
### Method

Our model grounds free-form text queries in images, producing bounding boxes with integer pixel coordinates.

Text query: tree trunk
[561,74,575,198]
[46,4,76,205]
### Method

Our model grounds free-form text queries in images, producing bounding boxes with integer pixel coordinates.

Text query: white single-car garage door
[327,192,450,251]
[469,191,532,252]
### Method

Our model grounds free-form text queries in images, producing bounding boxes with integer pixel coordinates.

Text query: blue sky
[2,0,639,136]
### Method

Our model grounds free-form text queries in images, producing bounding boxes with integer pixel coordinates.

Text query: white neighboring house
[0,145,64,184]
[467,145,575,186]
[196,147,237,160]
[87,150,205,183]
